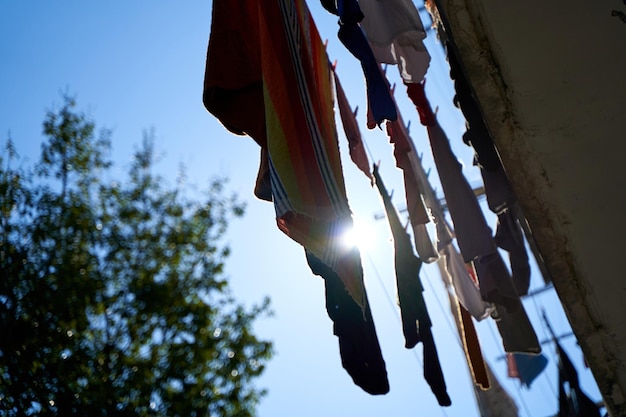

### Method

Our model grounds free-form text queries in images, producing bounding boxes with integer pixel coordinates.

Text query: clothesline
[202,0,600,415]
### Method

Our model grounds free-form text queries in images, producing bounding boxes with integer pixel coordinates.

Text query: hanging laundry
[408,82,540,353]
[203,0,390,394]
[554,341,601,417]
[306,251,389,395]
[332,68,372,182]
[386,101,439,263]
[506,352,548,388]
[407,81,518,311]
[373,165,451,406]
[446,43,536,293]
[319,0,396,126]
[358,0,431,83]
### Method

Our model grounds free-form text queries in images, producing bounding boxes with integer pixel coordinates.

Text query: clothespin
[353,105,359,118]
[332,59,337,70]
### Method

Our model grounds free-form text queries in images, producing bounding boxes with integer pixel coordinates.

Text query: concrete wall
[432,0,626,415]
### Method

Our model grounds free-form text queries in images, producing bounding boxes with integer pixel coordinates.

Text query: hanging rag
[373,165,451,406]
[204,0,366,307]
[306,251,389,395]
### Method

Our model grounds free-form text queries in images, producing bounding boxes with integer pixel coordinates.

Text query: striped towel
[204,0,365,308]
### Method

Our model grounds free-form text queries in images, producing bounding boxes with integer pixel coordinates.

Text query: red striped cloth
[204,0,366,307]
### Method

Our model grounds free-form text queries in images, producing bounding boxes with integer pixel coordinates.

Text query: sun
[341,216,378,252]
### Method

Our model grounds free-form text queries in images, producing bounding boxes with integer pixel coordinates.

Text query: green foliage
[0,96,273,417]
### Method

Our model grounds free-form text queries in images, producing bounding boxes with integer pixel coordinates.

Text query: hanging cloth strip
[440,265,490,390]
[358,0,431,83]
[332,67,373,182]
[385,99,439,263]
[203,0,390,394]
[373,164,451,406]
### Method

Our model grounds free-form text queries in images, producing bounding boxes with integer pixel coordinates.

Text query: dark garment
[480,161,531,296]
[337,23,397,126]
[306,251,390,395]
[494,207,531,296]
[555,341,601,417]
[373,166,451,406]
[492,302,541,354]
[321,0,397,126]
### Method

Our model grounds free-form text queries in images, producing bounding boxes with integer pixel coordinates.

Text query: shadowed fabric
[440,244,494,320]
[204,0,367,308]
[333,68,372,182]
[373,165,451,406]
[306,251,389,395]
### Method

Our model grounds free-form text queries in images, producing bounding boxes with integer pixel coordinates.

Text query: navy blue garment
[306,250,390,395]
[320,0,397,126]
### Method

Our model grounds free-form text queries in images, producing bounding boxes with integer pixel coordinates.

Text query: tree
[0,96,273,417]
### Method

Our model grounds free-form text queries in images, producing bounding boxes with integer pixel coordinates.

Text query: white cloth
[359,0,431,82]
[439,244,494,321]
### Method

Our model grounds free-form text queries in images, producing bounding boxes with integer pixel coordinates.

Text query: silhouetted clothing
[373,165,451,406]
[306,252,389,395]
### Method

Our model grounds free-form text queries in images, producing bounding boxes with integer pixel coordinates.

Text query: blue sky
[0,1,602,416]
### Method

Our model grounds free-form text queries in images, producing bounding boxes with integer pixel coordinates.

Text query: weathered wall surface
[433,0,626,415]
